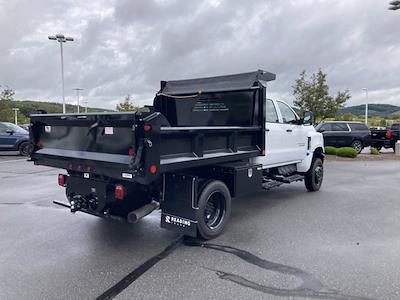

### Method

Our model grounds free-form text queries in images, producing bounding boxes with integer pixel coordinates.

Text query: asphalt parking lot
[1,155,400,300]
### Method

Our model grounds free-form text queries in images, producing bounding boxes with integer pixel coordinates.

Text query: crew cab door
[276,101,306,161]
[263,99,287,165]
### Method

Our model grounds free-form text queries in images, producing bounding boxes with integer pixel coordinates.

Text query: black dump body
[30,70,275,185]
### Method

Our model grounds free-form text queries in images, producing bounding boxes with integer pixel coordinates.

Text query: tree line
[2,70,399,127]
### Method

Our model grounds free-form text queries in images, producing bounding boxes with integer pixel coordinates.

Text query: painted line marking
[0,158,27,164]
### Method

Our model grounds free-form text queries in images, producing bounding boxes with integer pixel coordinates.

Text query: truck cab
[253,99,323,169]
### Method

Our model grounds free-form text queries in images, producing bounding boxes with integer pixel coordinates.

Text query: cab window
[265,99,279,123]
[277,101,298,124]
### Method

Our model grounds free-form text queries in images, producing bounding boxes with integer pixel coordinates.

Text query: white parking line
[0,158,27,164]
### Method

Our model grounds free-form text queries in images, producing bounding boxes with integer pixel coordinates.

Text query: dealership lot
[1,156,400,300]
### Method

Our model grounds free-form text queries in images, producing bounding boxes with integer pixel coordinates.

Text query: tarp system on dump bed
[154,70,276,127]
[158,70,276,95]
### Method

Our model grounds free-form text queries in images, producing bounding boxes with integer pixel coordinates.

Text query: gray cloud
[0,0,399,109]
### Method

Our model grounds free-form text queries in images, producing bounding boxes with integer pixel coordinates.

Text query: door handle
[266,128,270,132]
[286,129,293,132]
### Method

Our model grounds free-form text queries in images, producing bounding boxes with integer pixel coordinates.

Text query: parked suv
[315,121,370,153]
[0,122,32,156]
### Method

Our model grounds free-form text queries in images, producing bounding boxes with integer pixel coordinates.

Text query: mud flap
[160,174,198,237]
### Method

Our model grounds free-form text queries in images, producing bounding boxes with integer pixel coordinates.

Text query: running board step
[272,174,304,183]
[262,180,283,190]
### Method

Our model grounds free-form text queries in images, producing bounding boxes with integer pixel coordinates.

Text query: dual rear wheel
[194,158,324,239]
[196,180,231,240]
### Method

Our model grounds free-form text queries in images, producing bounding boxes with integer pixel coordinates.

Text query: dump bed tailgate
[30,112,139,179]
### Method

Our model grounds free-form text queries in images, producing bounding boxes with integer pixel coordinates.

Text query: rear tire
[196,180,231,240]
[351,140,363,154]
[18,141,33,156]
[305,158,323,192]
[351,140,364,154]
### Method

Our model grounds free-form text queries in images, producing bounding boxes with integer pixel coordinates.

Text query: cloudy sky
[0,0,399,109]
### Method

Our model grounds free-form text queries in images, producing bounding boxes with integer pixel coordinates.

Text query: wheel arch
[314,146,324,162]
[16,138,30,150]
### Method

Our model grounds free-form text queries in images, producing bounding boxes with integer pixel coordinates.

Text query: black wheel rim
[204,191,225,229]
[314,165,323,185]
[353,142,362,153]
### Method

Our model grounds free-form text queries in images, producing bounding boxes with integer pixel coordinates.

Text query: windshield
[3,122,28,134]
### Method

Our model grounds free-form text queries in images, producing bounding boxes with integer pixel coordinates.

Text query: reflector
[115,184,125,201]
[58,174,66,187]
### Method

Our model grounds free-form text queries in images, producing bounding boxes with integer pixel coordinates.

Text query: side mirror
[302,111,313,125]
[318,129,325,133]
[6,129,14,135]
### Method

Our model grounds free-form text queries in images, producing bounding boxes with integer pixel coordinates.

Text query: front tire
[196,180,231,240]
[305,158,323,192]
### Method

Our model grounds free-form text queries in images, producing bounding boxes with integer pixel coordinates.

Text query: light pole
[72,88,84,113]
[362,88,368,125]
[12,108,19,125]
[83,100,88,113]
[48,33,74,114]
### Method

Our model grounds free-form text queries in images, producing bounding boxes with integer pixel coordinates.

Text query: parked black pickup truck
[370,124,400,152]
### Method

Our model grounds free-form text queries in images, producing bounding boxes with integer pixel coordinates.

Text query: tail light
[128,147,134,156]
[36,142,43,149]
[143,124,152,132]
[115,184,125,201]
[386,130,392,139]
[58,174,66,187]
[150,164,157,174]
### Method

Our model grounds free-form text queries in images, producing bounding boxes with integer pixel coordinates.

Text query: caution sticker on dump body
[104,127,114,135]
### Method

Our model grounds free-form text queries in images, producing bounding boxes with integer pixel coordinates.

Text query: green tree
[116,94,137,112]
[293,70,351,123]
[0,85,15,101]
[0,86,15,122]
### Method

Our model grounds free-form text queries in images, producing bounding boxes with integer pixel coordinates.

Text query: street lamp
[48,33,74,114]
[362,88,368,126]
[12,108,19,125]
[83,100,88,113]
[72,88,84,113]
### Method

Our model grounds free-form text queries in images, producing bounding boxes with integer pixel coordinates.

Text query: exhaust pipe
[127,200,160,223]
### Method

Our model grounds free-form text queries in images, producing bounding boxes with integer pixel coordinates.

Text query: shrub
[336,147,358,158]
[324,146,337,155]
[370,147,380,155]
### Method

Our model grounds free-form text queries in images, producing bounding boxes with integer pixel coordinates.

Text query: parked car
[315,121,370,153]
[370,123,400,152]
[19,124,30,131]
[0,122,32,156]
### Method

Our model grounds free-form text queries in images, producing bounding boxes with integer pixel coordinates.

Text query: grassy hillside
[338,104,400,117]
[0,99,113,123]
